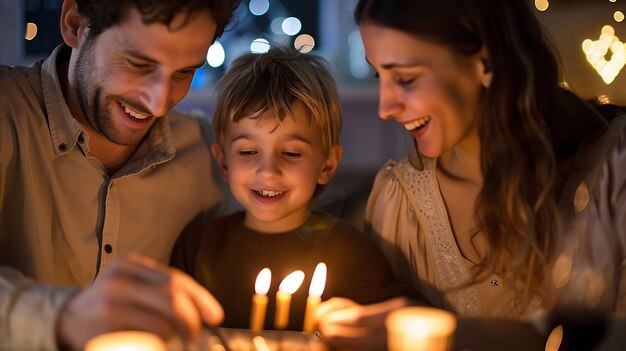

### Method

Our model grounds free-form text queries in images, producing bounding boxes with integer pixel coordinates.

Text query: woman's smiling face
[359,21,490,158]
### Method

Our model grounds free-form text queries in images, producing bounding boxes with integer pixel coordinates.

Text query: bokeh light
[206,41,225,68]
[250,38,270,54]
[249,0,269,16]
[581,25,625,84]
[25,22,38,40]
[615,11,624,23]
[271,17,286,35]
[294,34,315,53]
[282,17,302,36]
[535,0,549,11]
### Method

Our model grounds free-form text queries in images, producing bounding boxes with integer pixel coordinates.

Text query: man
[0,0,240,349]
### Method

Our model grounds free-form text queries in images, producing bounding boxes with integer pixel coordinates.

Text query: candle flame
[309,262,327,296]
[255,268,271,295]
[278,270,305,294]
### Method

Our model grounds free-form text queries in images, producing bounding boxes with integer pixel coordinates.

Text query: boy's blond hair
[212,46,342,156]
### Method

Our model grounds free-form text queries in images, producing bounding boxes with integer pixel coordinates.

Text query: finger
[112,255,224,326]
[171,270,224,327]
[106,254,172,284]
[353,297,411,327]
[108,299,175,337]
[100,256,223,337]
[321,322,387,350]
[316,297,358,318]
[98,268,202,342]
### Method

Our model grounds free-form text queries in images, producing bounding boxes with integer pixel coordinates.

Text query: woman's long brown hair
[355,0,609,308]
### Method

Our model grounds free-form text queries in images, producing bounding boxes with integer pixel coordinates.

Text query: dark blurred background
[1,0,624,224]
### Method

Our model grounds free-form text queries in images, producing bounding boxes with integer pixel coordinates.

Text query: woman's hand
[55,254,223,350]
[315,296,411,350]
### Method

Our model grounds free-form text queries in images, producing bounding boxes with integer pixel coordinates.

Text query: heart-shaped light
[582,25,626,84]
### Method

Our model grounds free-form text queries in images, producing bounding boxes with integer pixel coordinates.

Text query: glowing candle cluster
[249,263,327,332]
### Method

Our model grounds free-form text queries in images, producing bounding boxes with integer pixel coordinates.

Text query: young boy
[171,47,416,331]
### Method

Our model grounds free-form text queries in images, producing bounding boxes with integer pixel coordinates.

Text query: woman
[316,0,626,349]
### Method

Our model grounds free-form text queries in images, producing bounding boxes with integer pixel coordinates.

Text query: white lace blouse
[365,115,626,320]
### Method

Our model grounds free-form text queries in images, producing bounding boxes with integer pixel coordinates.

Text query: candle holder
[385,306,457,351]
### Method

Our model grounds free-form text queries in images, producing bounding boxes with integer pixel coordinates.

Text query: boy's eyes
[282,151,301,158]
[238,150,257,156]
[235,150,302,158]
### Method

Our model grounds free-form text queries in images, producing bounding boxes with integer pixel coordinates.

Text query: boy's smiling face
[212,102,342,233]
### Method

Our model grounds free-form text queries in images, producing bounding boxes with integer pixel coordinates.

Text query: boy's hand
[56,254,223,350]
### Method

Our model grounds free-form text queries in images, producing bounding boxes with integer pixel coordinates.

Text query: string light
[582,25,626,84]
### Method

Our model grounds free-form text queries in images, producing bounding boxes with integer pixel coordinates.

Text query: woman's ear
[60,0,87,48]
[211,143,229,181]
[479,46,493,88]
[317,145,344,185]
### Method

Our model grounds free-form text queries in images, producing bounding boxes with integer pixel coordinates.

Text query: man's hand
[315,296,411,351]
[56,254,223,350]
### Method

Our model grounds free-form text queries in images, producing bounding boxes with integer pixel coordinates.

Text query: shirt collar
[41,44,84,157]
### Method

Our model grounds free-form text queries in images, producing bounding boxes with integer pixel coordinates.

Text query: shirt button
[104,244,113,254]
[58,143,67,152]
[78,134,85,144]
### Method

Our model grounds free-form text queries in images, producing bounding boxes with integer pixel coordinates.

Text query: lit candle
[274,270,305,329]
[385,307,457,351]
[303,262,327,332]
[84,331,166,351]
[250,268,272,332]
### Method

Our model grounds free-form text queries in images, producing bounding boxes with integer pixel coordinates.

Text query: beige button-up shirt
[0,45,222,350]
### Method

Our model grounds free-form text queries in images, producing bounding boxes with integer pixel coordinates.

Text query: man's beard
[74,43,148,147]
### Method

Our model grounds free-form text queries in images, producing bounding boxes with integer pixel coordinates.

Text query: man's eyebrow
[125,50,206,69]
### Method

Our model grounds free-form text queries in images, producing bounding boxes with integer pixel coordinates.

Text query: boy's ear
[478,46,493,88]
[317,145,343,185]
[211,143,229,181]
[60,0,87,49]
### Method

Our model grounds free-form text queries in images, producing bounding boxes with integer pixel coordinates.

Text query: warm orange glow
[252,336,271,351]
[84,331,166,351]
[308,262,327,297]
[255,268,272,295]
[25,23,37,40]
[278,270,304,294]
[534,0,549,12]
[386,307,457,351]
[581,25,625,84]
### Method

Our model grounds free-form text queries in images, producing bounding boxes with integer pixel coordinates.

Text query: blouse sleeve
[555,117,626,315]
[364,160,441,307]
[608,121,626,313]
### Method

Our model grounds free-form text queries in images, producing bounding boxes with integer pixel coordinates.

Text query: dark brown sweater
[171,211,418,331]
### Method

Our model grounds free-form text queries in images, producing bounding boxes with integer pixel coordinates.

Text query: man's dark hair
[75,0,240,41]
